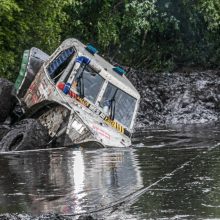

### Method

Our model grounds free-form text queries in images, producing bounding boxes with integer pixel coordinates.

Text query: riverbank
[128,70,220,127]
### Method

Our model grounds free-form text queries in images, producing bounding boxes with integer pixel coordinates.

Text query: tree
[0,0,70,80]
[1,0,220,80]
[0,0,20,78]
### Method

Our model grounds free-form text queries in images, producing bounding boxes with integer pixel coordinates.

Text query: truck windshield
[76,65,104,103]
[100,83,137,128]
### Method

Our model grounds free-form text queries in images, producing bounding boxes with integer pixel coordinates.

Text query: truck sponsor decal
[76,95,125,134]
[57,82,130,136]
[75,95,126,135]
[92,125,110,139]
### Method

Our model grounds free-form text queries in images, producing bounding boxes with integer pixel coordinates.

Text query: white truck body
[15,39,140,147]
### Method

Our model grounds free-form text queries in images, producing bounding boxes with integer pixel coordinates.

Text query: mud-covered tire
[0,78,16,123]
[0,119,50,151]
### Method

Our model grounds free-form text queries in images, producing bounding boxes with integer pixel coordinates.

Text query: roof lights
[112,66,126,76]
[86,44,98,55]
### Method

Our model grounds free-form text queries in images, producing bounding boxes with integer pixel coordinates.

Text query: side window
[114,90,136,128]
[99,83,116,108]
[47,47,75,83]
[75,65,104,103]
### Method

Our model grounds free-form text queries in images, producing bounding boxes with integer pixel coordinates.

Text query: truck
[14,38,140,148]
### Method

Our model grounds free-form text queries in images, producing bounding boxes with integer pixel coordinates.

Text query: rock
[128,69,220,126]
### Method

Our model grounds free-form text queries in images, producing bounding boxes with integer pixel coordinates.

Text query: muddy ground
[128,69,220,127]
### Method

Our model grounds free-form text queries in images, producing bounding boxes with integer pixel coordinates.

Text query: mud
[128,70,220,126]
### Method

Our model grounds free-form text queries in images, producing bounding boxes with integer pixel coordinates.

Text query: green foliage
[63,0,220,71]
[199,0,220,31]
[0,0,20,78]
[62,0,122,49]
[0,0,70,80]
[123,0,157,34]
[0,0,220,80]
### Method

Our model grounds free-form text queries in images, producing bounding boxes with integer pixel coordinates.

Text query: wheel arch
[24,100,70,119]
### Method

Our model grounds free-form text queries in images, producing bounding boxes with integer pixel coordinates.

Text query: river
[1,123,220,219]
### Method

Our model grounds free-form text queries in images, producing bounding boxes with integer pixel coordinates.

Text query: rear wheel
[0,119,50,151]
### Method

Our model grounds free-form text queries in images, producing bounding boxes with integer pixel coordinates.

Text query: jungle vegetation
[0,0,220,80]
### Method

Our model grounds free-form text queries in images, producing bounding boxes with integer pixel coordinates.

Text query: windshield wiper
[109,89,118,120]
[76,64,87,98]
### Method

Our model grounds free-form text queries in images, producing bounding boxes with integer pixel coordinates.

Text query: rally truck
[15,39,140,148]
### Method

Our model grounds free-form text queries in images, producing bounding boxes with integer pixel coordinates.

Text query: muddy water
[1,124,220,219]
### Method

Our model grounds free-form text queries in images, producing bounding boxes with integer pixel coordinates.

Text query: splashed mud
[128,70,220,126]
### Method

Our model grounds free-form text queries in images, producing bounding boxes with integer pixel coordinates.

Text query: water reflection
[1,124,220,219]
[0,147,143,216]
[129,124,220,219]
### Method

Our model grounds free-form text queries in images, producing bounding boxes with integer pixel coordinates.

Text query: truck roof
[58,38,140,100]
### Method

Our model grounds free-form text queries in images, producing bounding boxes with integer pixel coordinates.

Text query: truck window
[76,65,104,103]
[47,47,75,82]
[100,83,137,128]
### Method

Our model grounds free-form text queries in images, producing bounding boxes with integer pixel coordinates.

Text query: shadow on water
[1,123,220,219]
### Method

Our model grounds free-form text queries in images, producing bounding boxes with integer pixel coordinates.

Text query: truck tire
[0,119,50,151]
[0,78,16,123]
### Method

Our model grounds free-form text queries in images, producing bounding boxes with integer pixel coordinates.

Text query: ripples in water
[1,124,220,219]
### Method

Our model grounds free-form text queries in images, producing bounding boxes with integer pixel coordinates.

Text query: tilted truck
[14,38,140,148]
